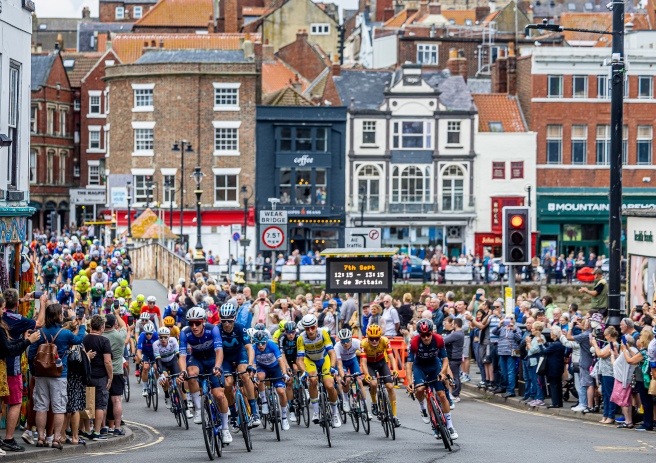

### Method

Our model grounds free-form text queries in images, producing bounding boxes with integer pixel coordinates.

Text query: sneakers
[461,374,471,383]
[453,396,461,403]
[250,414,261,427]
[332,414,342,428]
[615,416,625,423]
[281,419,290,431]
[312,412,320,424]
[289,411,297,423]
[194,410,202,424]
[420,409,430,424]
[529,400,546,407]
[142,389,148,397]
[582,407,595,414]
[91,433,107,441]
[343,400,351,412]
[635,425,653,431]
[371,403,379,417]
[449,427,459,440]
[0,448,5,457]
[21,430,34,446]
[164,397,170,408]
[261,402,269,415]
[502,392,516,398]
[221,430,233,444]
[571,405,586,412]
[185,409,194,419]
[392,417,401,428]
[113,428,125,436]
[1,439,25,452]
[229,417,239,433]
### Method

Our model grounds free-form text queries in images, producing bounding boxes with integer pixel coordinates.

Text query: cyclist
[359,324,401,427]
[272,320,287,343]
[163,316,180,340]
[296,314,341,428]
[42,261,58,289]
[131,295,145,317]
[135,321,159,398]
[252,330,291,431]
[217,303,261,430]
[154,327,192,418]
[75,275,91,302]
[142,296,163,328]
[91,266,109,289]
[278,321,299,423]
[90,283,106,313]
[163,302,183,326]
[56,284,75,306]
[177,307,232,444]
[335,328,364,413]
[406,319,458,440]
[114,280,132,303]
[103,290,116,314]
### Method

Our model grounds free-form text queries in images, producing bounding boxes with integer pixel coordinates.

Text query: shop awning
[319,247,399,257]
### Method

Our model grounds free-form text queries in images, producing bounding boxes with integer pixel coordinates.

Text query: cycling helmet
[106,290,114,298]
[123,259,130,266]
[120,280,128,287]
[136,294,145,303]
[164,316,176,327]
[71,261,78,268]
[140,312,151,321]
[283,322,296,333]
[219,302,237,319]
[95,283,104,290]
[62,284,72,292]
[252,330,269,344]
[245,328,257,339]
[119,307,127,316]
[111,257,118,265]
[118,297,126,306]
[146,295,156,303]
[254,323,267,331]
[93,239,100,245]
[80,276,89,283]
[169,302,179,313]
[92,250,100,257]
[78,269,86,276]
[116,265,123,271]
[278,320,286,332]
[142,322,155,334]
[416,319,434,335]
[186,306,206,321]
[158,327,171,336]
[300,314,318,328]
[96,267,103,274]
[337,328,353,341]
[46,261,54,268]
[113,251,121,258]
[366,324,382,338]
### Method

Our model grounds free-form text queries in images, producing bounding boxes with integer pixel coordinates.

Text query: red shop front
[474,232,539,259]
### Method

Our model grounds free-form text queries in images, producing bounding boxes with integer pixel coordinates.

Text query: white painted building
[0,0,35,250]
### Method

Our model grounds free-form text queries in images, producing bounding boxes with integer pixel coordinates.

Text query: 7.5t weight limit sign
[260,225,287,251]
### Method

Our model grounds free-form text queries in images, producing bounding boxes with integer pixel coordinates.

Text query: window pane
[511,161,524,179]
[315,128,327,152]
[295,169,312,204]
[215,128,238,151]
[492,162,505,179]
[280,168,291,204]
[215,87,238,106]
[573,76,586,98]
[280,127,292,151]
[135,89,153,107]
[572,141,587,164]
[548,76,561,97]
[296,128,312,151]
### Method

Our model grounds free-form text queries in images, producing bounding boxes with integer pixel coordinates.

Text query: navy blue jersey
[278,332,299,361]
[219,322,251,358]
[408,334,447,368]
[2,311,36,376]
[254,340,282,368]
[137,331,159,356]
[179,323,223,360]
[57,289,74,305]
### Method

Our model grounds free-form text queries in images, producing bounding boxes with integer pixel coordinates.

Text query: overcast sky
[34,0,98,18]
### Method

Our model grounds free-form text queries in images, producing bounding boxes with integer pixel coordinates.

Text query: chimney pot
[428,2,441,15]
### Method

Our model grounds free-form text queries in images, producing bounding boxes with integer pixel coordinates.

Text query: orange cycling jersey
[359,336,392,363]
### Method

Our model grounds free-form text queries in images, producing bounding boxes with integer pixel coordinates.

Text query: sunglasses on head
[189,320,204,327]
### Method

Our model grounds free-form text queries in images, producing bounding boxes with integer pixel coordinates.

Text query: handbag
[536,355,547,376]
[68,345,92,385]
[649,376,656,395]
[482,344,492,364]
[511,349,521,358]
[571,362,580,374]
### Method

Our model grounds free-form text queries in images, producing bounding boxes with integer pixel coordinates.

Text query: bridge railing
[131,243,190,289]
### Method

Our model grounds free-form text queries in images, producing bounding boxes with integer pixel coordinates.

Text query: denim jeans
[499,355,517,393]
[575,371,588,408]
[522,358,536,399]
[600,375,616,418]
[528,364,544,401]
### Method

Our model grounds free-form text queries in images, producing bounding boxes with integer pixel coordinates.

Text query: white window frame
[446,120,461,145]
[362,120,377,145]
[597,75,610,99]
[161,168,178,206]
[638,76,652,99]
[31,105,38,133]
[637,125,653,165]
[59,150,67,185]
[212,167,241,207]
[417,44,438,65]
[88,90,103,117]
[104,90,110,114]
[392,120,432,150]
[547,75,563,98]
[213,83,240,111]
[546,124,563,164]
[58,107,67,136]
[132,121,155,156]
[30,150,37,184]
[132,83,155,112]
[133,6,143,18]
[310,23,330,35]
[74,99,80,111]
[213,121,241,156]
[115,7,125,20]
[88,160,101,186]
[47,105,55,135]
[88,125,102,152]
[572,75,587,98]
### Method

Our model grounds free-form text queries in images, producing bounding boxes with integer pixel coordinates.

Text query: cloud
[34,0,98,18]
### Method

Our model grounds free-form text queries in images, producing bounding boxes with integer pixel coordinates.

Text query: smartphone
[621,336,626,345]
[475,294,481,301]
[76,307,85,320]
[33,291,44,298]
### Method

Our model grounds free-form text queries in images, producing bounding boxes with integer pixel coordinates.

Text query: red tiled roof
[441,9,476,25]
[384,9,410,28]
[472,94,526,133]
[560,12,651,44]
[106,33,259,63]
[483,10,501,24]
[242,7,271,16]
[262,59,308,94]
[61,52,103,87]
[134,0,213,28]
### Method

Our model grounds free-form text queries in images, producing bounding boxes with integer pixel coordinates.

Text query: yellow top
[359,336,391,363]
[115,287,132,300]
[297,329,333,361]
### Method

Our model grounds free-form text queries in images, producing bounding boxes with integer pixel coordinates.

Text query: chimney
[383,8,395,22]
[106,31,113,50]
[428,2,441,15]
[475,6,490,23]
[332,54,341,76]
[297,29,309,42]
[418,1,430,16]
[446,48,459,75]
[394,1,404,14]
[507,43,517,95]
[37,43,43,53]
[225,0,239,33]
[491,51,507,93]
[82,6,91,19]
[262,40,274,61]
[359,0,367,13]
[457,49,468,82]
[243,34,254,60]
[55,34,63,51]
[291,75,302,92]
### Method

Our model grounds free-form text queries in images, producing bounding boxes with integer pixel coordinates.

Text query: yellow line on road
[86,420,164,456]
[593,446,649,452]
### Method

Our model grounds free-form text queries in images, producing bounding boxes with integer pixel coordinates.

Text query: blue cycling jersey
[137,331,159,355]
[179,323,223,360]
[219,322,250,358]
[254,340,281,368]
[56,289,74,305]
[163,307,184,325]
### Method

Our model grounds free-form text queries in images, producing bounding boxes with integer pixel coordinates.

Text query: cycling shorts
[303,354,332,378]
[341,357,361,375]
[366,359,392,385]
[412,364,445,392]
[186,355,223,390]
[78,292,88,301]
[258,365,285,389]
[141,352,156,363]
[222,350,249,374]
[160,358,181,376]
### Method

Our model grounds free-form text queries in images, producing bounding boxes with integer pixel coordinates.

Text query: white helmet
[95,283,104,290]
[140,312,151,321]
[96,267,103,274]
[300,314,318,328]
[146,295,156,303]
[169,302,180,313]
[158,327,171,336]
[186,306,206,321]
[106,290,114,298]
[245,327,257,340]
[118,297,125,306]
[142,322,156,334]
[62,284,72,292]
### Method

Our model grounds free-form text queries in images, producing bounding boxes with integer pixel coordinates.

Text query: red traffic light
[510,215,524,228]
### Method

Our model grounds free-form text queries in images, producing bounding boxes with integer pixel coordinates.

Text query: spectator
[28,303,86,449]
[397,293,414,334]
[619,317,639,342]
[560,319,583,411]
[568,317,595,412]
[469,300,495,389]
[611,336,638,428]
[540,326,566,408]
[62,311,87,447]
[83,315,113,440]
[274,254,285,281]
[443,317,464,402]
[360,304,371,336]
[592,326,619,423]
[488,300,503,392]
[520,317,535,402]
[368,303,384,332]
[339,293,357,331]
[543,295,558,320]
[525,321,547,406]
[318,299,337,336]
[624,328,655,431]
[454,300,471,382]
[262,257,272,281]
[103,312,128,436]
[492,315,522,398]
[381,295,400,337]
[529,290,545,311]
[578,268,608,317]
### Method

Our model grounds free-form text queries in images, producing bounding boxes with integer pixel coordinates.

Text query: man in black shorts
[102,312,128,436]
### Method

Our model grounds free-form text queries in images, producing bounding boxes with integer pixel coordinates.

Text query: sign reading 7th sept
[325,257,393,293]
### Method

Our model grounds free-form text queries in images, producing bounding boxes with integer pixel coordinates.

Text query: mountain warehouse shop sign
[545,202,656,214]
[634,230,654,243]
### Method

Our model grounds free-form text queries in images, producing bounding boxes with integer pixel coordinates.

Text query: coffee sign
[293,155,314,166]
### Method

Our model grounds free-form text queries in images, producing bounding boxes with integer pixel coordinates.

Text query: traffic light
[502,206,530,265]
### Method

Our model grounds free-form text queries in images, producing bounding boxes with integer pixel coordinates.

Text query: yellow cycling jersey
[272,329,282,343]
[115,287,132,299]
[75,282,90,294]
[297,329,333,362]
[359,336,391,363]
[167,325,180,340]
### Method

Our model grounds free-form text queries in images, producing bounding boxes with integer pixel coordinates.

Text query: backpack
[68,344,92,385]
[34,328,64,377]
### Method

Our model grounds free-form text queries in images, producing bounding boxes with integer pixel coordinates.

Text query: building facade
[29,52,75,231]
[519,47,656,258]
[99,0,159,23]
[104,48,258,260]
[336,65,478,257]
[1,0,35,269]
[256,106,347,255]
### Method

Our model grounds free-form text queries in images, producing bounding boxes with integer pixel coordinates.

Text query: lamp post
[164,178,174,231]
[359,186,366,227]
[126,181,133,248]
[240,185,254,283]
[145,176,154,209]
[191,166,207,273]
[172,141,194,250]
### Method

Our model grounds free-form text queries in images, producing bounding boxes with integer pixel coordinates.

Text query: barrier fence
[131,243,190,289]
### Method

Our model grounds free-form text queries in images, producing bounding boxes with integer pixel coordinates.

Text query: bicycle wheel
[152,379,159,411]
[212,402,223,458]
[123,366,130,402]
[298,386,310,428]
[181,393,189,430]
[338,393,347,424]
[201,396,216,460]
[270,391,280,442]
[237,395,252,452]
[429,395,451,451]
[268,390,275,432]
[260,397,268,429]
[349,390,359,432]
[378,388,389,438]
[174,391,182,427]
[146,381,152,408]
[320,391,332,448]
[358,390,370,435]
[385,391,395,441]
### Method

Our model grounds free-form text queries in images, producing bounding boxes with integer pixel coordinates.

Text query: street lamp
[191,166,207,272]
[359,186,367,227]
[145,176,154,209]
[172,141,194,250]
[240,185,254,283]
[126,181,133,248]
[164,178,174,230]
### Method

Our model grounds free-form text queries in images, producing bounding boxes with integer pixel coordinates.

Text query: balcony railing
[348,195,475,214]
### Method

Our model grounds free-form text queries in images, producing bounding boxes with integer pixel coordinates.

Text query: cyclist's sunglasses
[221,319,235,324]
[420,333,433,338]
[160,336,169,340]
[340,339,351,344]
[255,341,267,346]
[188,320,204,327]
[285,330,296,335]
[145,333,153,336]
[305,326,317,331]
[368,337,380,342]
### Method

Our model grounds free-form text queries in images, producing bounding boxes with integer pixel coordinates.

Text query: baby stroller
[562,376,579,403]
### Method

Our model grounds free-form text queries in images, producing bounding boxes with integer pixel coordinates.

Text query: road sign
[259,210,288,225]
[344,227,382,248]
[232,232,241,242]
[326,257,393,292]
[231,224,242,234]
[260,225,288,251]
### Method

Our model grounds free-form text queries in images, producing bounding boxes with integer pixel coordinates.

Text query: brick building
[510,47,656,257]
[30,52,75,231]
[99,0,159,23]
[104,47,258,258]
